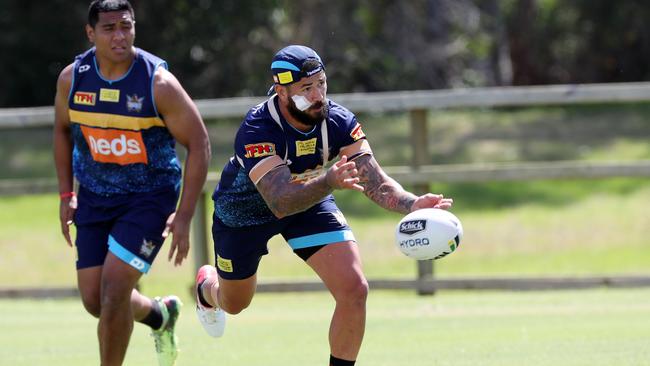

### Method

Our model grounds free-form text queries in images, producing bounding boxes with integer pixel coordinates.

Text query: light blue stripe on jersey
[108,235,151,273]
[287,230,356,249]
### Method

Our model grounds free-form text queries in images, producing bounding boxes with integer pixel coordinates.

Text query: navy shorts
[212,197,355,280]
[74,185,179,273]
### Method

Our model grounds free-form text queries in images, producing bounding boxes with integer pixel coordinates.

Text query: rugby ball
[395,208,463,260]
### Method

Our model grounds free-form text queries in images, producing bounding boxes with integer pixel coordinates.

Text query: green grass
[1,179,650,290]
[2,104,650,364]
[1,288,649,365]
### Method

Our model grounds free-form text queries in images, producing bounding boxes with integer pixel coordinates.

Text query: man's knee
[99,278,134,313]
[220,295,252,315]
[81,294,101,318]
[335,277,369,306]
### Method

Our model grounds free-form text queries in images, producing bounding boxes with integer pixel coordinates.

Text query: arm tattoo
[354,154,416,214]
[257,166,333,218]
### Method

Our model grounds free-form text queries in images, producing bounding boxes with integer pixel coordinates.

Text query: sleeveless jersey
[213,96,368,227]
[68,47,181,195]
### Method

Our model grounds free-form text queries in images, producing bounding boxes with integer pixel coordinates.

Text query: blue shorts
[211,197,355,280]
[74,185,179,273]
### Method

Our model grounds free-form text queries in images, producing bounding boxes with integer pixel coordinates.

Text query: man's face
[86,11,135,63]
[284,71,328,126]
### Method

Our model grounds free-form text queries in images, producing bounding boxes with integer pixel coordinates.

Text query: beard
[287,98,329,126]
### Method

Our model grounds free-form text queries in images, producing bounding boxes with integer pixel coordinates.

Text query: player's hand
[326,155,364,192]
[59,195,77,247]
[410,193,453,212]
[162,212,191,266]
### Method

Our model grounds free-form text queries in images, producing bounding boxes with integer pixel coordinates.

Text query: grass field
[1,103,650,364]
[2,179,649,291]
[1,180,649,365]
[1,288,649,365]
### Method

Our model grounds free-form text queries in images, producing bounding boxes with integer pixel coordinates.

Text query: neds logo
[80,126,148,165]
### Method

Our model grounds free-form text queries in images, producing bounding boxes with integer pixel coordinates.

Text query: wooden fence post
[192,190,211,274]
[410,108,435,295]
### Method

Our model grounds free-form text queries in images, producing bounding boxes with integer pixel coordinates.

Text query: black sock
[197,279,213,308]
[140,299,163,330]
[330,355,355,366]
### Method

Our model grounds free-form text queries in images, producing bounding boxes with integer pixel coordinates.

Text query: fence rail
[3,81,650,128]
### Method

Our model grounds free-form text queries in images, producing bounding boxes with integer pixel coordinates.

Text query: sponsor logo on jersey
[80,125,148,165]
[331,210,348,226]
[139,239,156,257]
[350,123,366,141]
[295,138,317,157]
[217,255,233,273]
[244,142,276,158]
[126,94,144,112]
[99,88,120,103]
[399,220,427,235]
[129,257,146,271]
[78,64,91,73]
[74,92,96,106]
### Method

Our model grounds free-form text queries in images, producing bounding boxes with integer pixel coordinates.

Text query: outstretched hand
[162,212,191,266]
[326,155,364,192]
[410,193,454,212]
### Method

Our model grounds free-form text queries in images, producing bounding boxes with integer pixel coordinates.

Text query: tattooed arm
[354,154,453,214]
[256,155,363,218]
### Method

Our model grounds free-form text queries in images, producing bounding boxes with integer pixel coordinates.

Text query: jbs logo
[295,138,317,157]
[244,142,275,158]
[80,126,148,165]
[399,220,426,235]
[99,88,120,103]
[74,92,96,106]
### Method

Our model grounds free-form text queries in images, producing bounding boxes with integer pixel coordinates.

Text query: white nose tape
[292,95,312,111]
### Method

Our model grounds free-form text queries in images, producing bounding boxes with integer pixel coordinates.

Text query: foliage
[1,1,650,107]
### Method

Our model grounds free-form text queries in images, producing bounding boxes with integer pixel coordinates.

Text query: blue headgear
[268,45,325,95]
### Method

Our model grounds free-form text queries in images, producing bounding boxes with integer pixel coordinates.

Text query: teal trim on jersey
[271,60,301,71]
[287,230,355,249]
[108,235,151,273]
[93,55,136,85]
[68,61,77,103]
[288,120,317,136]
[150,61,168,118]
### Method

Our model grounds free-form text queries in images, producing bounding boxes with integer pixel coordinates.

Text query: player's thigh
[108,189,177,274]
[217,273,258,313]
[77,266,103,316]
[282,197,355,259]
[211,214,278,281]
[75,220,111,272]
[306,240,368,301]
[100,251,144,304]
[75,218,111,312]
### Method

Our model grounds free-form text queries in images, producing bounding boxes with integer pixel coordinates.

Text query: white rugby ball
[395,208,463,260]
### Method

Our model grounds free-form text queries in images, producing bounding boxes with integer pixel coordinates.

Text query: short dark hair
[87,0,134,28]
[301,59,323,75]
